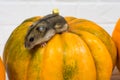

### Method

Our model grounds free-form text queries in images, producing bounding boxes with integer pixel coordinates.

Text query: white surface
[0,2,120,79]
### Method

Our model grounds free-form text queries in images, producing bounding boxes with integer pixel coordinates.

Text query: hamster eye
[29,37,34,42]
[36,26,46,32]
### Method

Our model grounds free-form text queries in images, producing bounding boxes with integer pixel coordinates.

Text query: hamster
[24,14,68,49]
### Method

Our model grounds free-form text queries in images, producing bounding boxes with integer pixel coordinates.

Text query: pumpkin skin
[65,17,117,68]
[112,18,120,71]
[0,57,5,80]
[3,16,116,80]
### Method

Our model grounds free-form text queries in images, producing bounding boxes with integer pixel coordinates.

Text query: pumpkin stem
[52,8,59,15]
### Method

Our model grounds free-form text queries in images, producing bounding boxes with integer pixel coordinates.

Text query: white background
[0,0,120,79]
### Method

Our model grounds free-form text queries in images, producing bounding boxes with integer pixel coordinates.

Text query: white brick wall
[0,0,120,2]
[0,2,120,79]
[0,1,120,57]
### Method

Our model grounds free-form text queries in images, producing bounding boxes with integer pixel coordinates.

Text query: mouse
[24,14,68,49]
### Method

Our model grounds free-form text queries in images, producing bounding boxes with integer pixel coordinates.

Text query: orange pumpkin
[112,18,120,71]
[0,57,5,80]
[3,16,116,80]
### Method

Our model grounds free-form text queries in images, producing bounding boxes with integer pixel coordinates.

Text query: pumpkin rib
[40,34,64,80]
[77,31,113,80]
[61,32,96,80]
[4,20,41,80]
[26,48,44,80]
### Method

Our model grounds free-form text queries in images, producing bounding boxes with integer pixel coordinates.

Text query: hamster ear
[55,23,68,33]
[54,23,62,29]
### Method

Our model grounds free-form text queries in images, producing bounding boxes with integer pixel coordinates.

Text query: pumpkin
[0,57,5,80]
[112,18,120,71]
[3,16,116,80]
